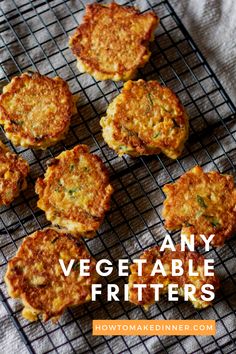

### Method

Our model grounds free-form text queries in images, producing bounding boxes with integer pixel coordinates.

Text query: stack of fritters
[101,80,189,159]
[69,3,158,81]
[0,140,29,206]
[0,72,76,149]
[35,144,113,237]
[129,245,220,309]
[5,228,99,322]
[162,166,236,247]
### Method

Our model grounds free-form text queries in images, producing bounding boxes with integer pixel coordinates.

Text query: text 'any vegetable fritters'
[162,166,236,247]
[69,3,158,81]
[35,145,113,237]
[100,80,189,159]
[0,73,76,149]
[5,227,99,322]
[129,245,220,309]
[0,140,29,206]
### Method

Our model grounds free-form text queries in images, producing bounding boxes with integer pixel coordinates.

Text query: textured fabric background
[171,0,236,106]
[0,1,235,354]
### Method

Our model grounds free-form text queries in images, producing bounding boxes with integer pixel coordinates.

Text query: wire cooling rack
[0,0,236,353]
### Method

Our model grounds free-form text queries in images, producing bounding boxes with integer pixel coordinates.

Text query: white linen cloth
[0,1,235,353]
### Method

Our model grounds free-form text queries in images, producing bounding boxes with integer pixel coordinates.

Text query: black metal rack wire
[0,0,236,353]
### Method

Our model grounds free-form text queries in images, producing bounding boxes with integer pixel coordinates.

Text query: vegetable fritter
[0,73,76,149]
[69,3,158,81]
[100,80,189,158]
[129,245,220,309]
[35,145,113,237]
[5,227,99,322]
[0,140,29,206]
[163,166,236,246]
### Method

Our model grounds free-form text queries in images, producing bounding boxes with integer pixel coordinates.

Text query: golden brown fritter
[162,166,236,246]
[100,80,189,158]
[129,245,220,309]
[5,227,99,322]
[0,73,76,149]
[0,140,29,206]
[35,145,113,238]
[69,3,158,81]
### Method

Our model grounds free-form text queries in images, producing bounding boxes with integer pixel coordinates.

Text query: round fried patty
[129,245,219,309]
[35,145,113,237]
[0,73,75,149]
[69,3,158,81]
[5,227,98,322]
[100,80,189,158]
[0,140,29,206]
[162,166,236,246]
